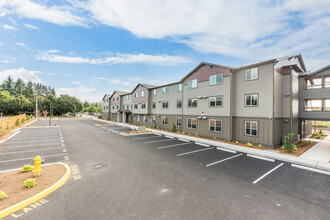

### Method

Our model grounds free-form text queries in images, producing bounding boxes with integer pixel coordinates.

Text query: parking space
[28,119,59,126]
[0,126,68,171]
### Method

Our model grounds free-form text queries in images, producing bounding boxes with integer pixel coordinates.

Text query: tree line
[0,76,86,116]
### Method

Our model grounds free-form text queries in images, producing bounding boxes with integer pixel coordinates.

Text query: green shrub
[21,118,26,124]
[280,133,298,153]
[316,135,321,139]
[171,123,177,132]
[214,136,217,140]
[22,164,33,172]
[312,132,318,136]
[247,142,253,147]
[301,142,307,147]
[307,140,313,144]
[15,119,20,126]
[154,123,157,129]
[235,141,239,144]
[298,139,303,143]
[24,178,36,188]
[258,144,263,148]
[321,133,325,136]
[0,190,8,200]
[188,133,191,136]
[195,133,198,136]
[319,129,322,134]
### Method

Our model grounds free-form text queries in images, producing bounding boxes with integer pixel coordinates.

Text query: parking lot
[0,120,68,171]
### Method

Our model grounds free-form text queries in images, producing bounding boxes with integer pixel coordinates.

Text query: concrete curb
[0,162,71,219]
[95,119,330,172]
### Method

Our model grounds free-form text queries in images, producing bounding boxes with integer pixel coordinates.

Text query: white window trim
[245,67,259,81]
[245,94,258,107]
[176,117,182,127]
[162,116,168,125]
[187,98,198,108]
[209,73,223,86]
[245,121,258,136]
[162,101,169,108]
[209,119,222,133]
[187,79,198,89]
[187,118,197,129]
[209,96,223,107]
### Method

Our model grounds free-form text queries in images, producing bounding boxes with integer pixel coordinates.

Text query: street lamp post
[49,103,52,126]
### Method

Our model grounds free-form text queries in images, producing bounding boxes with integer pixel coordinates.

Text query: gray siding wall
[150,84,183,115]
[183,78,231,116]
[273,71,291,118]
[232,62,274,118]
[132,102,148,115]
[232,117,273,147]
[122,94,133,111]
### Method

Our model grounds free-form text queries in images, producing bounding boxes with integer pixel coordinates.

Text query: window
[116,105,119,110]
[125,105,129,110]
[162,87,169,93]
[162,117,168,125]
[210,74,223,85]
[112,98,115,101]
[209,96,222,107]
[176,100,182,108]
[305,77,322,89]
[187,79,197,89]
[134,104,138,109]
[134,92,139,98]
[209,119,222,132]
[153,89,157,95]
[135,115,140,121]
[141,103,146,109]
[304,99,322,111]
[112,106,114,110]
[325,99,330,111]
[187,118,197,129]
[162,101,169,108]
[245,67,258,80]
[245,94,258,106]
[126,95,129,100]
[325,76,330,88]
[245,121,258,136]
[141,91,145,97]
[177,84,182,91]
[176,117,182,127]
[117,97,119,101]
[143,115,147,122]
[188,98,197,107]
[152,102,156,109]
[152,116,156,122]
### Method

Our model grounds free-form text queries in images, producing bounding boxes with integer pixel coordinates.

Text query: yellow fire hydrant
[33,155,42,177]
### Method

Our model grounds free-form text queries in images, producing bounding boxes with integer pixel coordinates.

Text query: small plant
[21,118,26,124]
[247,142,253,147]
[258,144,263,148]
[316,135,321,139]
[214,136,217,140]
[307,140,313,144]
[182,132,185,135]
[280,133,298,153]
[22,164,33,172]
[0,190,8,200]
[188,133,191,136]
[195,133,198,136]
[298,139,303,143]
[321,133,325,136]
[312,131,318,136]
[242,142,245,144]
[235,140,239,144]
[171,123,177,133]
[15,119,20,126]
[301,142,307,147]
[319,129,322,135]
[24,178,36,188]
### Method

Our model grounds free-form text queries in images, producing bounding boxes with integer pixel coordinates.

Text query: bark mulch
[0,164,66,211]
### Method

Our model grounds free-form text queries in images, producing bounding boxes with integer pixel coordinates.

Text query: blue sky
[0,0,329,102]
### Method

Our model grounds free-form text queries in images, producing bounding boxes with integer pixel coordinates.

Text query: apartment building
[101,94,111,119]
[103,54,329,148]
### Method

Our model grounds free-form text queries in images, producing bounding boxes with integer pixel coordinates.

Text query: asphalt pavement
[2,119,329,220]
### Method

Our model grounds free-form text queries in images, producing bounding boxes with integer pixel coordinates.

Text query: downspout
[290,66,293,136]
[229,70,233,141]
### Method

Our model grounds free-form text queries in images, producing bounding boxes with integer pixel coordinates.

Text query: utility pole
[49,103,52,126]
[35,88,38,119]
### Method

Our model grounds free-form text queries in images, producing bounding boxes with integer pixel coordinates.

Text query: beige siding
[232,62,274,118]
[183,78,231,116]
[150,84,183,115]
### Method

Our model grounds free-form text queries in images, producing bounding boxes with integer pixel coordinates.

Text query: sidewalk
[300,135,330,163]
[94,119,330,172]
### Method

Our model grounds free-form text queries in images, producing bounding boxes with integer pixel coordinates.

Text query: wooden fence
[0,114,26,131]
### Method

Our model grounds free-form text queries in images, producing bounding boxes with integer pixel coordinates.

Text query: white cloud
[36,50,192,66]
[108,78,131,86]
[45,72,57,76]
[1,0,86,27]
[71,81,80,85]
[0,68,42,83]
[0,55,16,63]
[2,24,16,30]
[0,41,3,46]
[24,23,39,29]
[16,42,26,47]
[93,77,106,80]
[56,85,97,102]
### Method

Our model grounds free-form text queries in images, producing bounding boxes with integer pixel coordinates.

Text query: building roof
[109,90,130,99]
[131,83,157,93]
[102,94,111,100]
[306,64,330,77]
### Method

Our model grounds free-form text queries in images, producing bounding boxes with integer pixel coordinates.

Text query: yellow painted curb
[0,162,71,219]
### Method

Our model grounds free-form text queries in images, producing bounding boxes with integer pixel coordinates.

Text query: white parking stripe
[178,138,190,142]
[7,137,61,142]
[291,164,330,176]
[6,139,62,144]
[0,153,67,163]
[164,136,174,139]
[133,136,160,140]
[177,147,213,156]
[4,147,64,154]
[247,154,275,162]
[154,133,162,136]
[253,163,284,184]
[195,142,210,147]
[157,142,190,149]
[216,147,237,154]
[143,139,176,144]
[206,154,243,167]
[1,143,62,149]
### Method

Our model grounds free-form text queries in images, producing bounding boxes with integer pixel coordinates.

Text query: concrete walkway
[301,135,330,163]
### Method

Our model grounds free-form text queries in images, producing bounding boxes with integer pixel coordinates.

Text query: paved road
[3,119,330,220]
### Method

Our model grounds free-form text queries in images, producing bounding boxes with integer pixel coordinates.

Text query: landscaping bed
[0,164,66,211]
[0,119,35,142]
[95,123,117,127]
[120,130,152,136]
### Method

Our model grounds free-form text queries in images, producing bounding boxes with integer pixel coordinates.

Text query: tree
[83,101,89,108]
[14,79,25,96]
[1,76,14,94]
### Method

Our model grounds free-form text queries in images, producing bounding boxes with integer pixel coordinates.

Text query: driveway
[301,135,330,163]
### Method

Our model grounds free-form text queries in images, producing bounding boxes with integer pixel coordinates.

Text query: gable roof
[102,94,111,100]
[109,90,130,99]
[131,83,156,93]
[307,64,330,77]
[180,62,235,82]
